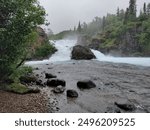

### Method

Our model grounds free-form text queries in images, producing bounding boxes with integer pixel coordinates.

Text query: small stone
[67,90,78,98]
[36,74,39,77]
[129,90,135,93]
[36,80,43,86]
[53,85,65,93]
[114,102,136,111]
[27,88,40,94]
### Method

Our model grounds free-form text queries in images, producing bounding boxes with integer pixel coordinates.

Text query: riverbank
[0,90,48,113]
[29,60,150,113]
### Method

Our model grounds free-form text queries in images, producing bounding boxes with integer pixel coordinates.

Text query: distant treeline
[72,0,150,56]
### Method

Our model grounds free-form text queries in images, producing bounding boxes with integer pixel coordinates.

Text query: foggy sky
[39,0,150,33]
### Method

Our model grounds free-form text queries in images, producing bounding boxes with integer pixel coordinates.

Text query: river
[25,39,150,113]
[26,39,150,67]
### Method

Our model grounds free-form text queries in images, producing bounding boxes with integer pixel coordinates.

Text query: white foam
[25,40,150,67]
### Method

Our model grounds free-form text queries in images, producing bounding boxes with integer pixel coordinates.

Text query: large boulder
[46,79,66,87]
[77,80,96,89]
[71,45,96,60]
[45,73,57,79]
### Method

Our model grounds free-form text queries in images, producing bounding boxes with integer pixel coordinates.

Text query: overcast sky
[39,0,149,33]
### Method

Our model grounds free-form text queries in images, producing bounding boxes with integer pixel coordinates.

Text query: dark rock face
[116,29,142,56]
[77,80,96,89]
[71,45,96,60]
[52,86,65,94]
[46,79,66,87]
[114,102,136,111]
[67,90,78,98]
[45,73,57,79]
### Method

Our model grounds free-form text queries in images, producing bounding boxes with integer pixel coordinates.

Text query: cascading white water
[49,40,76,62]
[25,39,150,67]
[25,39,76,65]
[91,49,150,67]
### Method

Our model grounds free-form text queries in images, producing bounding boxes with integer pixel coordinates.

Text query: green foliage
[0,0,46,81]
[0,66,33,94]
[104,39,116,48]
[76,1,150,56]
[129,0,137,20]
[32,40,57,59]
[9,66,33,83]
[7,83,30,94]
[49,30,76,40]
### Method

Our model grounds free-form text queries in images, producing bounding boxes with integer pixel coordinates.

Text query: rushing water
[25,39,150,67]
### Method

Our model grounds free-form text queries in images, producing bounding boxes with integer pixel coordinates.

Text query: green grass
[7,83,30,94]
[9,66,33,83]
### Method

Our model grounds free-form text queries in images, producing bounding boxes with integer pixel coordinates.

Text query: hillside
[76,1,150,56]
[27,27,57,60]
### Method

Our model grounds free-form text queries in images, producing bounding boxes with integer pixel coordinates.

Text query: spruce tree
[102,16,106,31]
[143,3,147,15]
[147,3,150,15]
[129,0,137,20]
[77,22,82,33]
[124,8,129,24]
[117,7,120,17]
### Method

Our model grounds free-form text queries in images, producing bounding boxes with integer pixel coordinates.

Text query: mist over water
[25,40,150,67]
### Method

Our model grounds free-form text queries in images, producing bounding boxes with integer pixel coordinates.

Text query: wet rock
[46,79,66,87]
[71,45,96,60]
[45,73,57,79]
[34,67,39,70]
[48,67,53,70]
[129,90,135,93]
[19,75,37,84]
[36,80,43,86]
[36,74,39,77]
[52,85,65,94]
[67,90,78,98]
[114,102,136,111]
[27,88,40,94]
[77,80,96,89]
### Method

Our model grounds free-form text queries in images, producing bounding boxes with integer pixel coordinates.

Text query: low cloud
[39,0,149,33]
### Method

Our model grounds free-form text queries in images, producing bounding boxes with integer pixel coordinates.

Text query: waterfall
[25,39,150,67]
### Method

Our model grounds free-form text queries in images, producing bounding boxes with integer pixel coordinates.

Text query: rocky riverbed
[29,60,150,113]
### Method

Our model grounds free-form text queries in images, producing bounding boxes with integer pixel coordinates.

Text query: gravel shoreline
[0,90,48,113]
